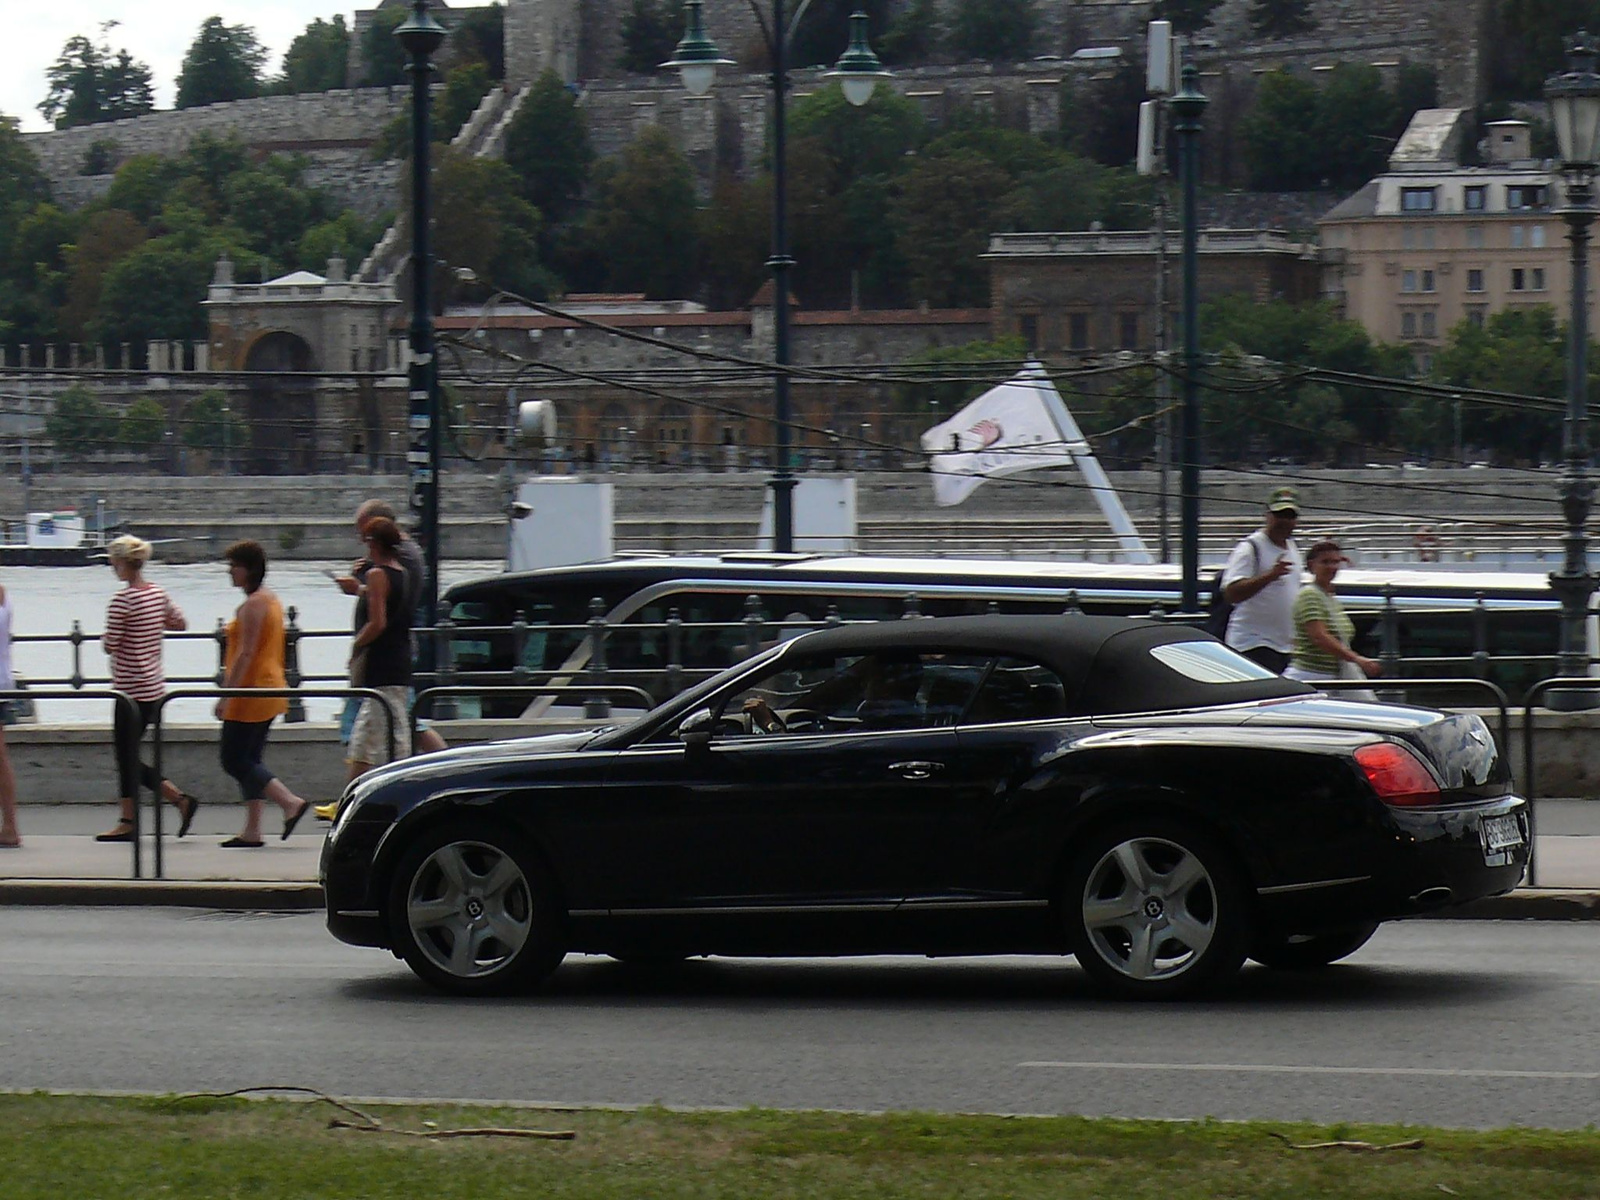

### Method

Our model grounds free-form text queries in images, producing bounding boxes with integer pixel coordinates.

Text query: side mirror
[675,708,717,750]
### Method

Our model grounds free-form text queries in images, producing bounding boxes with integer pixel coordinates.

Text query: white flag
[919,370,1074,506]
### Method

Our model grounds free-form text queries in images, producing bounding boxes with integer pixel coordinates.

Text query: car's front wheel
[387,820,566,995]
[1064,816,1251,1000]
[1249,922,1379,970]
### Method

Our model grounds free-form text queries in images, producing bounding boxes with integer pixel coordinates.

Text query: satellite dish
[517,399,558,442]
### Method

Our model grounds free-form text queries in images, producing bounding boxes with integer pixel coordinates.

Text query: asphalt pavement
[2,798,1600,915]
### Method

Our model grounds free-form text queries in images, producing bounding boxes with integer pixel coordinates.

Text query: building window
[1421,310,1437,338]
[1401,187,1437,211]
[1507,184,1548,210]
[1401,269,1418,293]
[1467,225,1485,249]
[1532,267,1546,290]
[1118,312,1139,349]
[1401,310,1417,338]
[1467,268,1485,292]
[1510,225,1525,248]
[1512,268,1527,291]
[1421,269,1436,292]
[1068,312,1088,351]
[1019,314,1038,350]
[1466,306,1487,329]
[1531,224,1547,248]
[1402,225,1416,250]
[1465,185,1487,211]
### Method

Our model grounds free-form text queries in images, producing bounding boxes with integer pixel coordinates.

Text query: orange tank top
[223,590,288,723]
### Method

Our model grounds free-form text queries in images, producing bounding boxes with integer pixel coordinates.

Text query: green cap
[1267,486,1300,514]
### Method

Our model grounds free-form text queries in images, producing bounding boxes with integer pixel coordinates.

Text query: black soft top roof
[788,614,1311,714]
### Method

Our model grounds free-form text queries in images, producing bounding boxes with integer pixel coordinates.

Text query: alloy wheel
[1080,835,1218,983]
[405,840,534,980]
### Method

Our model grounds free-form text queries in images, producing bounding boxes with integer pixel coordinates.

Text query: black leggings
[113,699,165,799]
[220,718,277,802]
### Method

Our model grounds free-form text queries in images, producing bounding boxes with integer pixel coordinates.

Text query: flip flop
[220,837,264,849]
[0,840,20,849]
[176,794,201,839]
[280,802,309,841]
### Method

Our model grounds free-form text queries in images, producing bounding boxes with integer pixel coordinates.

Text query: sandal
[176,793,201,839]
[95,821,136,843]
[220,836,264,849]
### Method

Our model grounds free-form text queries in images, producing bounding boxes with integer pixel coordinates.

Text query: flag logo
[969,418,1004,448]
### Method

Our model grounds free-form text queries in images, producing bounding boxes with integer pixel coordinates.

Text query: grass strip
[1,1092,1598,1199]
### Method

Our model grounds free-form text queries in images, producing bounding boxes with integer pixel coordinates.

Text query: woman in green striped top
[1286,540,1381,692]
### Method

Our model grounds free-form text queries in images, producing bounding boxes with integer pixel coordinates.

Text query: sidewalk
[2,803,1598,916]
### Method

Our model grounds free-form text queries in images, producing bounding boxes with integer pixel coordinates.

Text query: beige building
[1319,110,1587,369]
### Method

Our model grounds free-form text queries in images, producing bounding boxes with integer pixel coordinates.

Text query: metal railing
[1519,678,1600,887]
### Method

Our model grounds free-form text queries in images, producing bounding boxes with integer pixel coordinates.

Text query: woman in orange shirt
[217,541,310,848]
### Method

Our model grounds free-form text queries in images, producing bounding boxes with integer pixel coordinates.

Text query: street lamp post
[397,0,447,627]
[666,1,889,553]
[1169,63,1208,613]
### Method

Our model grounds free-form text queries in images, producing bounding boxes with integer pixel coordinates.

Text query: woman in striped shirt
[95,536,201,843]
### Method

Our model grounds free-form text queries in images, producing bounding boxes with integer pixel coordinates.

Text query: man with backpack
[1216,486,1304,673]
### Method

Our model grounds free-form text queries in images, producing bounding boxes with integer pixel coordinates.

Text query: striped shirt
[104,584,183,702]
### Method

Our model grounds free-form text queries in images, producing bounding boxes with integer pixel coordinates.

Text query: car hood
[356,728,610,789]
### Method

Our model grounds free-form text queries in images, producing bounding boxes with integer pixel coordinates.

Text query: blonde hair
[107,535,153,566]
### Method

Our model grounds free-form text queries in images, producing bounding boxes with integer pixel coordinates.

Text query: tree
[1433,306,1574,463]
[275,16,349,94]
[789,1,894,69]
[120,396,167,451]
[455,4,507,80]
[176,17,267,109]
[1060,58,1145,167]
[1152,0,1224,34]
[1485,0,1600,101]
[1248,0,1317,38]
[90,240,219,343]
[503,70,594,225]
[429,148,553,305]
[895,336,1029,415]
[181,389,245,452]
[575,126,699,297]
[618,0,685,74]
[1240,69,1322,189]
[297,211,387,274]
[876,0,941,65]
[947,0,1037,62]
[58,209,147,340]
[438,62,494,137]
[39,29,154,129]
[46,385,118,456]
[1313,64,1402,190]
[360,7,410,87]
[892,148,1014,307]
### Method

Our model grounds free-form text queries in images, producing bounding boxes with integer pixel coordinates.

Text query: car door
[594,650,990,912]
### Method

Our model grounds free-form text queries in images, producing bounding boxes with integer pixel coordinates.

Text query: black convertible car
[321,615,1528,999]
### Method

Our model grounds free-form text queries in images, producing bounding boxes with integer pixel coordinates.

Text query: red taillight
[1354,742,1441,807]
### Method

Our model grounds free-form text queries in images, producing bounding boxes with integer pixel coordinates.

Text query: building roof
[263,270,327,287]
[1319,180,1380,223]
[1388,108,1471,170]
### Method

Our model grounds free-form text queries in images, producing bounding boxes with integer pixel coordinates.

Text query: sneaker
[313,801,341,822]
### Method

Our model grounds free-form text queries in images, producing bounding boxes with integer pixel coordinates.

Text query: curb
[1,882,1598,919]
[0,880,324,910]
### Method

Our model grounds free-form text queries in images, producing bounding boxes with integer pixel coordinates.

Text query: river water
[2,559,503,725]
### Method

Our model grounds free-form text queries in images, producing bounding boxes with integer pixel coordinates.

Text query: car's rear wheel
[1249,922,1379,970]
[387,820,565,995]
[1064,817,1250,1000]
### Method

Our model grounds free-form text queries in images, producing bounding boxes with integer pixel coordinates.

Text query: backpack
[1205,537,1260,640]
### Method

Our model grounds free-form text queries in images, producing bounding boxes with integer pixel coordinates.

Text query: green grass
[1,1093,1598,1199]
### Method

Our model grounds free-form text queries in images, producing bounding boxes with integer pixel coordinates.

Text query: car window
[964,657,1070,724]
[714,651,988,737]
[1148,641,1278,684]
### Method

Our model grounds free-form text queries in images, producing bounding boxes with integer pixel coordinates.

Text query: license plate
[1482,813,1524,852]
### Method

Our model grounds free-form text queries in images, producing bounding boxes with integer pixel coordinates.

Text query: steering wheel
[777,708,830,733]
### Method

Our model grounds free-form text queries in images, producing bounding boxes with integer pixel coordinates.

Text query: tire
[1063,815,1251,1000]
[386,819,566,995]
[1249,922,1379,971]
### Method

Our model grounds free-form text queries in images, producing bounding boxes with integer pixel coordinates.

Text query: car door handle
[890,761,945,780]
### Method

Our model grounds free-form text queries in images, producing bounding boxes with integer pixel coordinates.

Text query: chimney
[1483,120,1531,164]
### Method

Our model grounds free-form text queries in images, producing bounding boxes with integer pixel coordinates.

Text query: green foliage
[39,32,154,129]
[895,336,1030,414]
[59,209,145,340]
[0,124,60,341]
[502,71,594,224]
[176,17,267,109]
[103,154,183,223]
[574,126,699,298]
[429,147,554,304]
[1395,62,1438,116]
[1241,70,1325,189]
[1433,305,1574,462]
[1313,64,1403,190]
[120,396,167,450]
[1486,0,1600,101]
[438,62,494,137]
[454,4,507,80]
[696,176,772,309]
[618,0,685,74]
[275,16,350,94]
[789,84,925,181]
[46,384,118,455]
[181,389,245,452]
[789,1,894,69]
[876,0,941,65]
[1059,59,1145,168]
[1152,0,1224,33]
[296,212,386,275]
[90,240,220,343]
[1248,0,1317,38]
[947,0,1037,62]
[360,7,410,87]
[893,148,1014,307]
[82,138,119,176]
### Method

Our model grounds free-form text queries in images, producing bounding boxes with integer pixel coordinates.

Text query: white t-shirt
[1221,530,1302,654]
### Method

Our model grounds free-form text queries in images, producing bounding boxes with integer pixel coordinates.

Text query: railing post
[1472,591,1490,680]
[743,594,764,659]
[283,605,306,723]
[511,613,530,686]
[214,618,228,685]
[433,616,460,719]
[666,606,684,697]
[584,597,612,719]
[1378,584,1403,702]
[1148,602,1166,621]
[825,603,842,628]
[1064,590,1082,615]
[69,620,84,689]
[902,592,921,619]
[988,600,1000,614]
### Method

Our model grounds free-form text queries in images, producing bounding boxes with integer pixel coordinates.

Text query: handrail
[1520,677,1600,887]
[147,687,399,880]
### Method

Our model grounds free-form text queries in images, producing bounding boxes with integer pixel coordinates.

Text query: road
[2,909,1598,1130]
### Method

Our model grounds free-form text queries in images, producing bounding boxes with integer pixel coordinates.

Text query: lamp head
[825,11,892,108]
[662,0,734,96]
[395,0,447,58]
[1548,30,1600,171]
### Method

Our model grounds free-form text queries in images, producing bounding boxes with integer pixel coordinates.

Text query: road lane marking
[1019,1062,1600,1080]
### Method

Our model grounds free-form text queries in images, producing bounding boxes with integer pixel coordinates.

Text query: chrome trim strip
[334,909,381,919]
[595,899,1047,917]
[900,898,1050,910]
[1256,875,1372,895]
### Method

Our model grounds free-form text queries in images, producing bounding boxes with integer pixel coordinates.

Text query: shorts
[348,686,412,765]
[341,688,426,746]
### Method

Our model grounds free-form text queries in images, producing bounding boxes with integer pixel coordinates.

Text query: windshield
[589,640,791,747]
